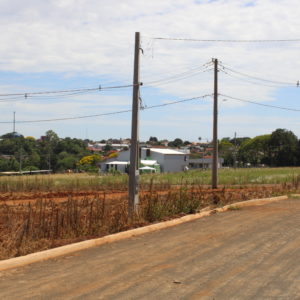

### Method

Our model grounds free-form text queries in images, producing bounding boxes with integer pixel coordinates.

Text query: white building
[189,157,224,169]
[103,161,129,173]
[100,147,189,173]
[141,148,188,173]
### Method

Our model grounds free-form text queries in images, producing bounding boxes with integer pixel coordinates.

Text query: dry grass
[0,182,295,260]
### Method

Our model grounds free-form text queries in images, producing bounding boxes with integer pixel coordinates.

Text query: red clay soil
[0,185,287,206]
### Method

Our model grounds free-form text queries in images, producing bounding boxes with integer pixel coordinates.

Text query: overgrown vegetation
[0,182,293,260]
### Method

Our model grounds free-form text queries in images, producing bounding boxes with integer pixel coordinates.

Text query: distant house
[100,147,189,173]
[103,161,129,173]
[87,143,129,152]
[99,150,129,173]
[141,148,188,173]
[189,156,224,169]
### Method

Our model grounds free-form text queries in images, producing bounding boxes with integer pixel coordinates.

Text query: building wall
[189,158,224,169]
[100,162,128,173]
[103,148,188,173]
[100,157,114,172]
[118,150,130,161]
[147,151,165,170]
[142,149,188,173]
[163,154,188,172]
[140,148,150,159]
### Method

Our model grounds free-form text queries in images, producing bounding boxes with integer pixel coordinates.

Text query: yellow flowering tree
[77,154,103,172]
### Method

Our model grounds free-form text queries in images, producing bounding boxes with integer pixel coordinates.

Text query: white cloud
[1,0,300,140]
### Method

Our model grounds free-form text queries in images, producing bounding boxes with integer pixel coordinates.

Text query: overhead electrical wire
[220,94,300,112]
[218,69,289,88]
[0,84,135,99]
[149,36,300,43]
[219,63,297,86]
[0,64,213,102]
[0,94,211,124]
[143,68,213,87]
[141,61,213,83]
[0,91,101,103]
[142,61,213,88]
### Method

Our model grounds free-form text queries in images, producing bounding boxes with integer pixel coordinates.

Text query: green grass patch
[1,167,300,193]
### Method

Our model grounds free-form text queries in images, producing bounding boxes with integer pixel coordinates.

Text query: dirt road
[0,198,299,299]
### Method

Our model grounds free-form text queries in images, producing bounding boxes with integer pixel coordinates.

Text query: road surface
[0,198,300,299]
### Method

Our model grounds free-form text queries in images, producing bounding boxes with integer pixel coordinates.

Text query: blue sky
[1,0,300,142]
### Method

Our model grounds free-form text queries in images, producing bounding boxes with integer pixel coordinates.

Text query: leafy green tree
[230,137,250,146]
[238,135,271,166]
[0,158,10,171]
[0,130,97,172]
[9,157,19,171]
[104,144,112,152]
[77,154,103,172]
[57,156,78,171]
[269,129,298,166]
[149,136,158,142]
[219,139,235,166]
[168,138,183,147]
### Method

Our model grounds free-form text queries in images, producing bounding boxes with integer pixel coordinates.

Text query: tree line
[219,128,300,167]
[0,130,91,172]
[1,128,299,172]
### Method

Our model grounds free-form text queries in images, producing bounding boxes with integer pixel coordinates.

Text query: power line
[0,94,211,124]
[219,69,288,88]
[143,95,210,109]
[0,65,213,102]
[150,37,300,43]
[0,96,26,102]
[143,67,213,87]
[0,84,135,98]
[219,63,296,86]
[141,61,213,83]
[0,90,102,103]
[220,93,300,112]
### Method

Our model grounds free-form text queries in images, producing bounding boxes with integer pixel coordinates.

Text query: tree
[0,158,10,171]
[238,135,271,166]
[104,144,112,152]
[149,136,158,142]
[230,137,250,146]
[0,130,97,172]
[78,154,103,172]
[168,138,183,147]
[1,132,24,139]
[269,129,298,166]
[219,139,235,166]
[38,130,60,170]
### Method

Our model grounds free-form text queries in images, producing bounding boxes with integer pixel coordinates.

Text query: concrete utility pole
[128,32,141,216]
[212,58,218,189]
